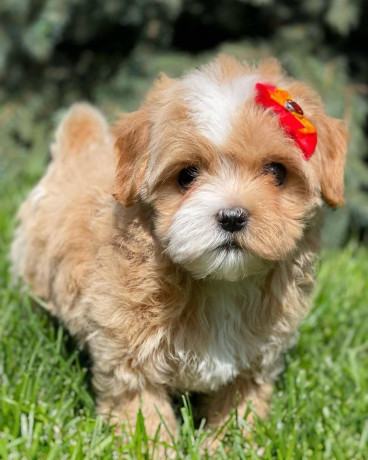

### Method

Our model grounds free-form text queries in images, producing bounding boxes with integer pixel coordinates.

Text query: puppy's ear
[314,115,348,208]
[113,110,150,207]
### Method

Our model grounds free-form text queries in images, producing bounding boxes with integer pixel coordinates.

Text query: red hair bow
[255,83,317,160]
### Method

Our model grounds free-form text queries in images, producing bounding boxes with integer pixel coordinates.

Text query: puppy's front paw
[97,388,178,458]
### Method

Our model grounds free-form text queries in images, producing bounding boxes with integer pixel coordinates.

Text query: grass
[2,244,368,459]
[0,92,367,459]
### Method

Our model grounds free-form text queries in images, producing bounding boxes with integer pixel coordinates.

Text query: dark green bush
[1,0,367,244]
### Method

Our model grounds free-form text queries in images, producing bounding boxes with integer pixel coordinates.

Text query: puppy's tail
[51,103,111,160]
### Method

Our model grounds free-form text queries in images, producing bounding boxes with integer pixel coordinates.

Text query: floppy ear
[113,110,150,207]
[314,115,348,208]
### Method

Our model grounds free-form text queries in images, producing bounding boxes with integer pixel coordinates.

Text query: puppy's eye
[178,166,199,189]
[264,162,287,186]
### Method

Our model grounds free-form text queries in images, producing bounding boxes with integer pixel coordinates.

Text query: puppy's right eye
[178,166,199,189]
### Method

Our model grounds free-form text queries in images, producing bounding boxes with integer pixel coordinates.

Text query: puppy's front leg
[96,382,178,445]
[205,377,272,429]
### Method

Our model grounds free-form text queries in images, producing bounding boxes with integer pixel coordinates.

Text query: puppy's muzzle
[217,207,249,233]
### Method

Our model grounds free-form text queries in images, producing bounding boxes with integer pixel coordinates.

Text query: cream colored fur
[11,56,347,448]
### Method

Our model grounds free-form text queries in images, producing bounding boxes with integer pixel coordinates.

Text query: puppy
[11,55,347,444]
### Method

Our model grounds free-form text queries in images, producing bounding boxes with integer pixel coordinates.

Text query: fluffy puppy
[11,55,347,444]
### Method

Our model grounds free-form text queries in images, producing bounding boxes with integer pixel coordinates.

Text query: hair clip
[255,83,317,160]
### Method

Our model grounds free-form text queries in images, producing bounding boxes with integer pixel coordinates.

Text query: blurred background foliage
[1,0,367,246]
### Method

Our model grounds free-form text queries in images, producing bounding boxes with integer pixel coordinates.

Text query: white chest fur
[172,279,264,393]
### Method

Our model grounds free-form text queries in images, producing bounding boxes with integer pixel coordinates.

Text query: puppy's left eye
[264,162,287,186]
[178,166,199,189]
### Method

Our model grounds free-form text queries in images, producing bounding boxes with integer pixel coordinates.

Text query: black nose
[217,207,249,233]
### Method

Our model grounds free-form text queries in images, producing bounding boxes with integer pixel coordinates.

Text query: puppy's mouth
[216,240,242,251]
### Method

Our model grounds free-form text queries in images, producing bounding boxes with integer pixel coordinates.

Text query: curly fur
[11,55,347,443]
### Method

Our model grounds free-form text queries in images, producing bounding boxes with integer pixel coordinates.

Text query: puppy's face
[114,56,347,281]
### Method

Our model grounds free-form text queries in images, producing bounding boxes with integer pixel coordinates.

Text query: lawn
[0,54,367,458]
[1,241,368,459]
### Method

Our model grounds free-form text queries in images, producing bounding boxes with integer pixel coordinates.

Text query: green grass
[2,244,368,459]
[0,84,367,459]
